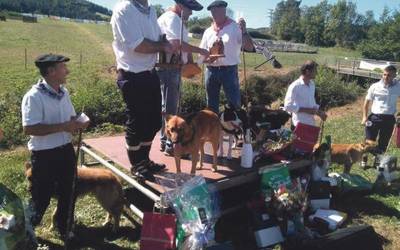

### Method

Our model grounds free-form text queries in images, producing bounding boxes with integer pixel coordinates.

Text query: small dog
[25,162,125,232]
[218,104,247,159]
[247,105,291,144]
[313,140,377,174]
[165,109,222,174]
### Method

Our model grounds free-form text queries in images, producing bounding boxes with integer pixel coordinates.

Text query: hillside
[0,0,111,20]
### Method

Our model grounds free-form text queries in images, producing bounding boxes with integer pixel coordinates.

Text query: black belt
[118,68,154,76]
[371,113,395,118]
[32,143,72,153]
[207,65,237,70]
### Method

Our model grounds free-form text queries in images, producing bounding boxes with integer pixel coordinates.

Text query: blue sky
[91,0,400,28]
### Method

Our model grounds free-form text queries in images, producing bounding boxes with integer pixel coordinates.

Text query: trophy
[209,37,225,59]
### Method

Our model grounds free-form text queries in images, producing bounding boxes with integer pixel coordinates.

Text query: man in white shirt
[198,0,254,113]
[284,60,327,127]
[21,54,89,239]
[362,65,399,154]
[111,0,174,181]
[157,0,209,155]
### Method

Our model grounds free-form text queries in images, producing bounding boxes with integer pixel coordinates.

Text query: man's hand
[63,117,88,133]
[162,41,176,54]
[238,18,247,34]
[361,116,367,125]
[317,110,327,121]
[199,48,210,57]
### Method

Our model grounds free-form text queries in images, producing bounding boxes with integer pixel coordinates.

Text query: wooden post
[24,48,27,70]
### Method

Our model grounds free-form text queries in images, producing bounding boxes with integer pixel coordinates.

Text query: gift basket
[159,174,220,250]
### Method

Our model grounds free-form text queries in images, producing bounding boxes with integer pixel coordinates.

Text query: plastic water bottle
[241,129,253,168]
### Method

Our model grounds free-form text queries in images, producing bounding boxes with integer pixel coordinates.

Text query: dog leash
[319,120,325,144]
[65,109,85,249]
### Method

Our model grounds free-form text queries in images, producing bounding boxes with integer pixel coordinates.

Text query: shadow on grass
[37,224,140,250]
[332,191,400,221]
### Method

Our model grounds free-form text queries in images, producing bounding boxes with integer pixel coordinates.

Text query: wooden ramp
[80,134,311,218]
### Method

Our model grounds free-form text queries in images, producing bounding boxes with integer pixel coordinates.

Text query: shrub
[248,30,274,40]
[70,75,125,127]
[180,82,207,113]
[243,70,299,106]
[189,25,205,35]
[315,66,363,109]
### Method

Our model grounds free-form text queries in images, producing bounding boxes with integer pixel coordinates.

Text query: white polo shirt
[157,10,189,64]
[366,79,400,115]
[21,79,76,151]
[110,0,161,73]
[198,21,242,66]
[284,77,319,126]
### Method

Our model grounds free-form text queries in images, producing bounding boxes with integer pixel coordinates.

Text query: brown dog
[165,109,222,174]
[313,140,377,173]
[25,162,125,232]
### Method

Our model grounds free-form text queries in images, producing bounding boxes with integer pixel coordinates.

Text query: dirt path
[326,96,365,119]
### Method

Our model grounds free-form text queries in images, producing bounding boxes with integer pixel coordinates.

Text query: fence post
[24,48,27,70]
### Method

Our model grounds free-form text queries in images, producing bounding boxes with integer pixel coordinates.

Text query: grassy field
[0,18,399,249]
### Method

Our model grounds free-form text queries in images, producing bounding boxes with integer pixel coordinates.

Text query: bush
[70,75,125,128]
[180,82,207,113]
[315,66,363,109]
[189,25,205,35]
[243,70,299,106]
[248,30,274,40]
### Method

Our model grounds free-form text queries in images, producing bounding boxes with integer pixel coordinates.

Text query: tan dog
[25,162,125,232]
[313,140,377,173]
[165,109,222,174]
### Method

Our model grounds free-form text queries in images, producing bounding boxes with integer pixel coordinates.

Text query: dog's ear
[165,114,173,123]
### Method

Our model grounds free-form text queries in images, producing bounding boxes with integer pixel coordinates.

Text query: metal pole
[64,129,83,248]
[24,48,27,70]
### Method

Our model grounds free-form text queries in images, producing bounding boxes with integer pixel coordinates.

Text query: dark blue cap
[34,54,70,68]
[207,0,227,10]
[175,0,203,11]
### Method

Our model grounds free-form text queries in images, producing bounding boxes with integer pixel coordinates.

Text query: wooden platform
[82,134,311,195]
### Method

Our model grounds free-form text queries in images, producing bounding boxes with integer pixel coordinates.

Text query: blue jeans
[205,65,241,113]
[157,68,181,145]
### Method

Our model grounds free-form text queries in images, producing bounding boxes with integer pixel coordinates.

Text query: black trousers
[29,143,76,234]
[365,113,396,153]
[117,69,162,166]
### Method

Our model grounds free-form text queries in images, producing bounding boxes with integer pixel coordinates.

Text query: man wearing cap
[198,0,255,113]
[157,0,209,155]
[111,0,175,181]
[21,54,89,238]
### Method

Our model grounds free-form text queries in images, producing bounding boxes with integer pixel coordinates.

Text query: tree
[323,0,367,48]
[271,0,303,42]
[359,10,400,61]
[301,0,330,46]
[153,4,164,18]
